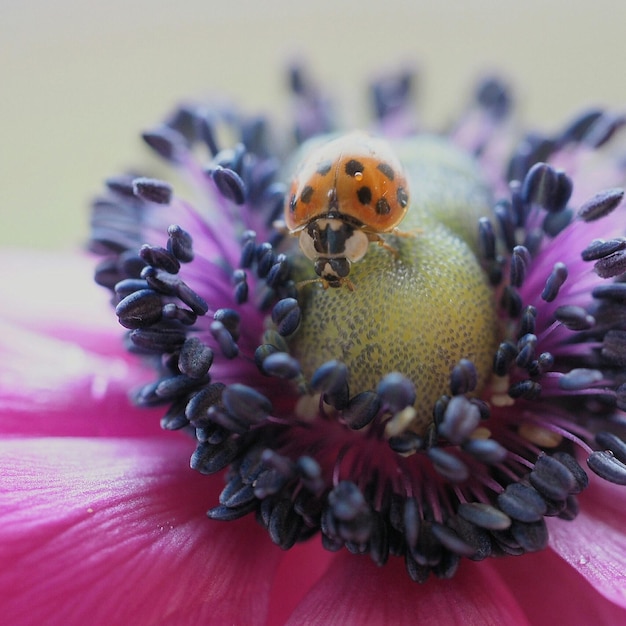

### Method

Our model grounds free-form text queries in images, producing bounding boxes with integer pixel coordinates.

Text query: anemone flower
[2,67,626,625]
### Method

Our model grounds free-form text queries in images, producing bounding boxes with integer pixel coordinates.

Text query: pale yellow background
[2,0,625,250]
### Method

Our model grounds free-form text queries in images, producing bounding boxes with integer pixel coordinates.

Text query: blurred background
[2,0,625,250]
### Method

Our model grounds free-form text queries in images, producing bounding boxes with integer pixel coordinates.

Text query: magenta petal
[286,551,529,626]
[0,437,284,625]
[491,548,626,625]
[1,250,124,353]
[0,320,163,437]
[547,479,626,608]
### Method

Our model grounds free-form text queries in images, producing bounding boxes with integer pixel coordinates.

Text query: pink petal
[0,437,284,626]
[0,319,163,437]
[286,550,529,626]
[1,250,124,353]
[491,548,626,625]
[547,476,626,608]
[267,538,335,625]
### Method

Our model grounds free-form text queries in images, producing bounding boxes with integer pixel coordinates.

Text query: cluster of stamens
[91,67,626,582]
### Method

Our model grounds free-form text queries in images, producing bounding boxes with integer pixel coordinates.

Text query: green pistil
[289,137,500,434]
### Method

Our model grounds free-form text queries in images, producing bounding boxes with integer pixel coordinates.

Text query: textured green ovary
[288,135,499,434]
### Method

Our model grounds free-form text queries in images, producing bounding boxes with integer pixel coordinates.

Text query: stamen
[115,289,162,328]
[132,177,173,205]
[208,165,247,205]
[343,391,381,430]
[553,305,595,331]
[577,188,624,222]
[142,125,188,163]
[497,483,547,522]
[438,396,481,444]
[179,337,214,378]
[518,306,537,337]
[581,238,626,262]
[540,262,568,302]
[139,244,181,274]
[168,224,195,262]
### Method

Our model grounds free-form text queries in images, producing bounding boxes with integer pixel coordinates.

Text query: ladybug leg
[391,227,422,238]
[368,233,400,257]
[296,277,356,291]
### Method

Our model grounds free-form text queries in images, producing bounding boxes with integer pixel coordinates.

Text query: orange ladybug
[284,131,410,289]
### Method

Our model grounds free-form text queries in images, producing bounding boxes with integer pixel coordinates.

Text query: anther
[578,188,624,222]
[129,327,186,352]
[192,438,241,476]
[256,243,275,278]
[457,502,511,531]
[478,217,496,261]
[114,278,150,298]
[210,320,239,358]
[494,200,517,252]
[581,238,626,262]
[261,352,301,379]
[185,383,225,425]
[497,483,547,522]
[142,125,188,163]
[342,391,381,430]
[541,262,568,302]
[515,333,537,369]
[529,454,578,501]
[510,246,530,288]
[449,359,478,395]
[438,396,481,445]
[554,305,595,331]
[592,283,626,302]
[266,254,291,288]
[162,303,197,325]
[139,244,180,274]
[156,374,209,400]
[115,289,163,328]
[179,337,214,378]
[510,519,548,552]
[209,165,247,205]
[232,269,249,304]
[167,224,194,263]
[558,368,603,390]
[240,230,257,268]
[493,341,518,376]
[132,177,173,204]
[377,372,417,413]
[508,380,541,399]
[594,250,626,279]
[595,431,626,464]
[222,384,272,424]
[462,438,507,464]
[587,451,626,485]
[427,447,469,482]
[272,298,301,336]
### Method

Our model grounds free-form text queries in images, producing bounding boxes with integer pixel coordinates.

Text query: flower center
[288,136,499,435]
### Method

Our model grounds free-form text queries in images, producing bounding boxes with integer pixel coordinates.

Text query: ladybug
[284,131,411,289]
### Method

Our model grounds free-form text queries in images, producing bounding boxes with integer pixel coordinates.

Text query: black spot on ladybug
[289,194,297,213]
[397,186,408,208]
[345,159,365,177]
[377,162,395,181]
[375,197,391,215]
[356,186,372,205]
[316,160,333,176]
[300,185,314,204]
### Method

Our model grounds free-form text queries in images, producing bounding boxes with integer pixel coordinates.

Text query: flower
[3,66,626,624]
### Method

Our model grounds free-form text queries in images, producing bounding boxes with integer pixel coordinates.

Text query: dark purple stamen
[578,188,624,222]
